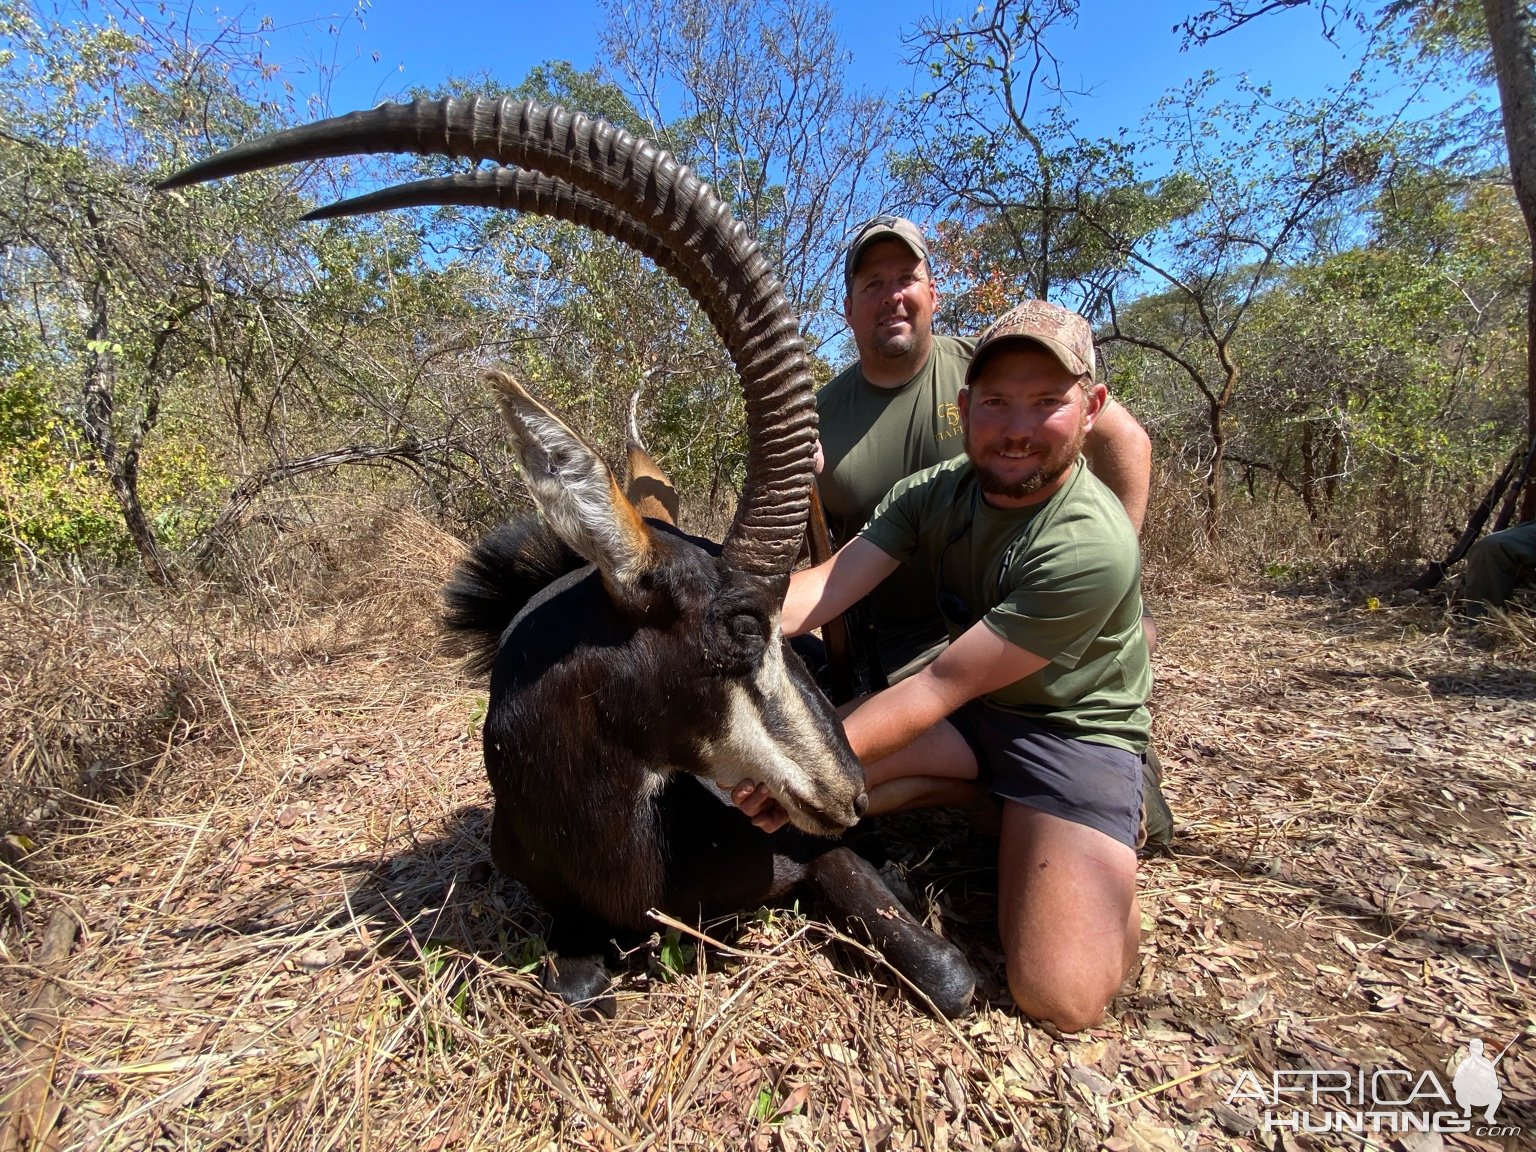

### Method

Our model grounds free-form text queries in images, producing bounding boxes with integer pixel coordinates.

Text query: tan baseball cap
[966,299,1096,383]
[843,215,929,289]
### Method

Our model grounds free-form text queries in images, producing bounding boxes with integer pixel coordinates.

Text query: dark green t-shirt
[859,457,1151,752]
[815,336,974,669]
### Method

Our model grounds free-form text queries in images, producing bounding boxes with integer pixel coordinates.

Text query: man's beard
[966,424,1087,500]
[869,326,916,359]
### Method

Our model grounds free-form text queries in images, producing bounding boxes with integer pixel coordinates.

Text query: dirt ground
[2,523,1532,1151]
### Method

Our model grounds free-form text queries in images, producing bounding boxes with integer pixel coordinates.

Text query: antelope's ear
[487,370,655,586]
[624,384,679,526]
[625,440,680,526]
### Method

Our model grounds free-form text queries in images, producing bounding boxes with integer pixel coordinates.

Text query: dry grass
[2,510,1532,1151]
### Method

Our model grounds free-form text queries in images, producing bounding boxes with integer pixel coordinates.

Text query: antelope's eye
[730,613,766,647]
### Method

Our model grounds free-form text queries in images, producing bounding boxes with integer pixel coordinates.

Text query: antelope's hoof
[541,954,616,1019]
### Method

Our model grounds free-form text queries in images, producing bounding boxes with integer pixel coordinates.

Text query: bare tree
[599,0,892,346]
[896,0,1134,305]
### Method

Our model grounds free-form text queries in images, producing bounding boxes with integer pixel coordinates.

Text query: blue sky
[222,0,1488,338]
[249,0,1383,140]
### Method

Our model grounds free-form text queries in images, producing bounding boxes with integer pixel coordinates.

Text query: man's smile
[984,443,1040,462]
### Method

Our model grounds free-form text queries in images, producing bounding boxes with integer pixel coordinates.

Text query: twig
[1110,1054,1243,1108]
[0,904,81,1152]
[646,908,787,962]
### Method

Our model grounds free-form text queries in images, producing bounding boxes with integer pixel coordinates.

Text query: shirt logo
[937,402,962,441]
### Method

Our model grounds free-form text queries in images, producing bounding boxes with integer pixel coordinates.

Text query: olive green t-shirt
[815,336,974,669]
[859,457,1151,752]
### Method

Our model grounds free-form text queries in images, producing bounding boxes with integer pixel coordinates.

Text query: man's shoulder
[815,361,863,408]
[817,335,978,406]
[1068,462,1135,517]
[860,457,971,554]
[926,335,978,388]
[881,455,970,510]
[1031,465,1140,565]
[821,356,867,392]
[933,334,979,361]
[906,452,970,486]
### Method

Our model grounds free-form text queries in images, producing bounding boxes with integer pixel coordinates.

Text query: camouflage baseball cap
[966,299,1097,383]
[843,215,929,289]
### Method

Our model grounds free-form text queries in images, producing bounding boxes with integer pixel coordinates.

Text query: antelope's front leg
[809,847,975,1019]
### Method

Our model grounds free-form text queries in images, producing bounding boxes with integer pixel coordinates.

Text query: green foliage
[0,2,306,570]
[751,1086,777,1123]
[138,426,227,548]
[1388,0,1496,78]
[654,929,696,981]
[465,696,488,740]
[0,367,230,559]
[1111,165,1526,556]
[0,369,122,556]
[514,61,653,135]
[501,933,546,974]
[750,1081,806,1125]
[0,1,1124,567]
[0,0,1520,572]
[0,1,549,568]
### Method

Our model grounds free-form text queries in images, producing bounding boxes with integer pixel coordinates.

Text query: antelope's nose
[853,791,870,819]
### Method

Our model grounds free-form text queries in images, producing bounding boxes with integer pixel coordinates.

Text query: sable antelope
[160,99,975,1018]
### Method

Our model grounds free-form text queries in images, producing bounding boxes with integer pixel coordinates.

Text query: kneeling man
[737,300,1150,1032]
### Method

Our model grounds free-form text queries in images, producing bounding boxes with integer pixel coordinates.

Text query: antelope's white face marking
[698,616,864,834]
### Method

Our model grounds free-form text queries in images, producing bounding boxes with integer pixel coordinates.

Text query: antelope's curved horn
[302,169,740,359]
[159,98,814,582]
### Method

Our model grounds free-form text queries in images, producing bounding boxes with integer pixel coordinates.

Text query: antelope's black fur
[443,516,977,1018]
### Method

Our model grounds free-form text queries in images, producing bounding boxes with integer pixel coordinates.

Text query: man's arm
[842,618,1048,765]
[782,536,900,636]
[735,618,1048,832]
[1083,398,1151,534]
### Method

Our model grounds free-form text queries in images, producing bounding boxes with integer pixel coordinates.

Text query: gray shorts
[948,699,1144,849]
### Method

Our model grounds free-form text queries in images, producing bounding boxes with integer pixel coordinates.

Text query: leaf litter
[2,511,1531,1151]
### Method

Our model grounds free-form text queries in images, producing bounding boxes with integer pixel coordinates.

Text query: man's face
[843,238,938,364]
[959,344,1106,503]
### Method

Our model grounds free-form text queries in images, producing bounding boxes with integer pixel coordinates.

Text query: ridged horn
[301,170,740,361]
[158,98,814,582]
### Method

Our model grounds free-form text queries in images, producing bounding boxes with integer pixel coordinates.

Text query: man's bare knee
[1005,969,1113,1033]
[996,805,1140,1032]
[1004,931,1133,1033]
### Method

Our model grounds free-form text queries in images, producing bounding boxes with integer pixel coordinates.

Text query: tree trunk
[1323,428,1342,510]
[1481,0,1536,520]
[1300,420,1320,525]
[1204,353,1242,543]
[80,274,170,585]
[1205,394,1226,542]
[1527,239,1536,520]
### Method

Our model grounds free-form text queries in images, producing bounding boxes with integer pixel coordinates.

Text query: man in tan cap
[738,300,1150,1031]
[814,214,1170,851]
